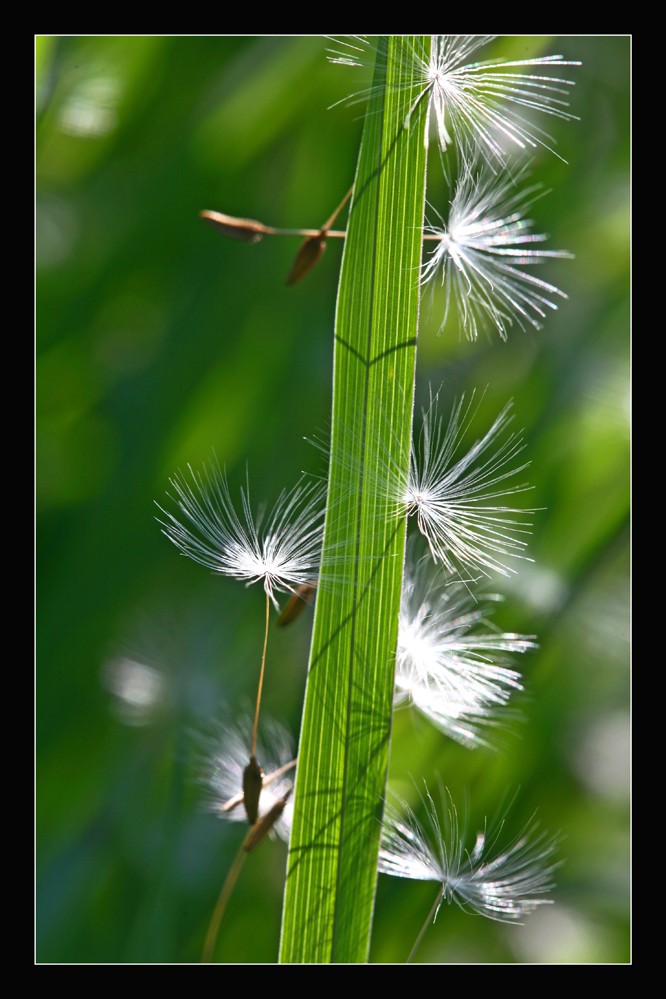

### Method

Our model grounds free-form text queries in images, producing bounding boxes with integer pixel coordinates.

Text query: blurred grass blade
[279,36,430,964]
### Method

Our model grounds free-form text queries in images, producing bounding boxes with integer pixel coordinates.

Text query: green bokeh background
[36,36,630,964]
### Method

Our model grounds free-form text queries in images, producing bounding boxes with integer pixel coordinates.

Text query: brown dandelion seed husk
[218,758,297,817]
[277,581,318,627]
[242,755,264,826]
[243,789,292,853]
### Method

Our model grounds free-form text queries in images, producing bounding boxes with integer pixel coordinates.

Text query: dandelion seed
[199,716,296,964]
[201,715,296,843]
[379,785,559,960]
[396,553,536,747]
[329,36,579,165]
[328,390,534,579]
[157,459,325,755]
[422,164,573,340]
[392,390,534,579]
[157,461,325,611]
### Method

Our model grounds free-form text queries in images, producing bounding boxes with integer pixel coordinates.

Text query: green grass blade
[279,36,430,964]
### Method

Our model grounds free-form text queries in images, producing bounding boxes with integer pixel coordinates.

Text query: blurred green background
[36,36,630,964]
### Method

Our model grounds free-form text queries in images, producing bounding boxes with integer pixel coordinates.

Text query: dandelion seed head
[156,460,325,610]
[391,390,535,579]
[395,552,535,747]
[200,715,295,842]
[379,786,560,924]
[309,390,533,582]
[329,36,580,166]
[423,164,573,340]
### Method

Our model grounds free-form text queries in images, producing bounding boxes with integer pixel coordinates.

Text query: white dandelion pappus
[199,716,296,963]
[378,786,559,958]
[328,35,580,164]
[395,553,536,747]
[397,391,534,579]
[201,715,296,843]
[156,460,325,611]
[422,164,573,340]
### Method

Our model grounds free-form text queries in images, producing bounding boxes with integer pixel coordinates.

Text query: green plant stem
[279,36,430,964]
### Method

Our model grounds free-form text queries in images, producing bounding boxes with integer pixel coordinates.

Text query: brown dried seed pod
[285,235,326,286]
[199,210,269,243]
[276,581,318,628]
[242,755,264,825]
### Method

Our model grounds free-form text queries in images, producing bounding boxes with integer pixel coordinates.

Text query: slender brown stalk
[243,788,292,853]
[251,589,272,758]
[201,199,445,243]
[320,185,353,235]
[273,226,346,238]
[201,845,247,963]
[199,210,346,240]
[263,758,297,785]
[406,886,444,963]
